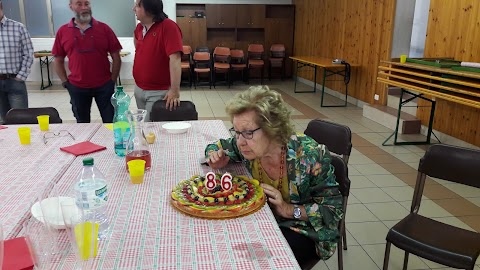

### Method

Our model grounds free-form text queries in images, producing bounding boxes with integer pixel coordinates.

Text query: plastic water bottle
[111,85,131,157]
[74,157,109,239]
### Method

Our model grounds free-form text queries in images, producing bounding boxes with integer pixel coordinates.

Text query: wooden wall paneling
[177,18,207,50]
[293,0,395,105]
[265,18,294,77]
[418,0,480,146]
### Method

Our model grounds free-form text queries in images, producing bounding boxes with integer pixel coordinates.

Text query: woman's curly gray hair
[225,85,294,144]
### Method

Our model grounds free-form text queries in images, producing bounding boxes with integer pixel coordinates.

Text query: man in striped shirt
[0,0,34,124]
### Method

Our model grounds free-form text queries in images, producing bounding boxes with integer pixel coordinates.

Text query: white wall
[409,0,430,57]
[390,0,416,57]
[28,0,292,83]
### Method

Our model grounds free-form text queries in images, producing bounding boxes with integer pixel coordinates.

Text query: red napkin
[0,125,8,130]
[2,237,34,270]
[60,141,107,156]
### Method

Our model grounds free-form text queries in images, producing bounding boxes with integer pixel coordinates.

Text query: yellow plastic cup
[74,221,99,260]
[37,115,50,131]
[17,127,31,145]
[127,160,146,184]
[400,54,407,64]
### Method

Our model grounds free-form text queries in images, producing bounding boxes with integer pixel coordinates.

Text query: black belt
[0,74,18,80]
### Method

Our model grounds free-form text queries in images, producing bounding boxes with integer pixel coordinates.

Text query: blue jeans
[0,79,28,124]
[66,80,115,123]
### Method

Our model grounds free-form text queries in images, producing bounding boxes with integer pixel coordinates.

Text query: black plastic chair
[5,107,62,124]
[304,119,352,256]
[150,100,198,122]
[302,155,350,270]
[304,119,352,164]
[383,144,480,270]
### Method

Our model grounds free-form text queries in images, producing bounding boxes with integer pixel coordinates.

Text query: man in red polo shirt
[52,0,122,123]
[133,0,182,121]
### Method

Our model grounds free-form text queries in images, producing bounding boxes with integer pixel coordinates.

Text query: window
[2,0,136,37]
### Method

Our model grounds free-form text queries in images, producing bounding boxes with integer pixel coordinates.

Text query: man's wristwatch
[293,205,301,219]
[62,80,69,88]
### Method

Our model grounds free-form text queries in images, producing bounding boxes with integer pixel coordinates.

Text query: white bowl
[162,122,192,134]
[31,196,77,229]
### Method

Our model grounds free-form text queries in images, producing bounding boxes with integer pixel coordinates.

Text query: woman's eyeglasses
[43,130,75,144]
[229,127,261,140]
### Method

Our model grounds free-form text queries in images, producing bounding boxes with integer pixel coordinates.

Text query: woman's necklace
[258,145,286,192]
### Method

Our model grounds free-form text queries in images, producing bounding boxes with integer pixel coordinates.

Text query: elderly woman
[205,86,343,267]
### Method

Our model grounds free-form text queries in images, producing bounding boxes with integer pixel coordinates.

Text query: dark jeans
[0,79,28,124]
[66,80,114,123]
[281,227,319,269]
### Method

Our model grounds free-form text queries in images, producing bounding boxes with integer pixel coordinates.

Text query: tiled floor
[27,79,480,270]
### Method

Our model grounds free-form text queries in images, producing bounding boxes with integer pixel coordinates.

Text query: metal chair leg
[402,251,409,270]
[383,241,391,270]
[337,231,344,270]
[342,220,347,250]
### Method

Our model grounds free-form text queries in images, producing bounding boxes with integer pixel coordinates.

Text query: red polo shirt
[52,18,122,88]
[133,19,183,90]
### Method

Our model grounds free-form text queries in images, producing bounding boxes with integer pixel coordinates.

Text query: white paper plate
[162,122,192,134]
[31,196,78,229]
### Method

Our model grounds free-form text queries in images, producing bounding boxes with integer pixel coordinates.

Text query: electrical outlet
[374,94,380,101]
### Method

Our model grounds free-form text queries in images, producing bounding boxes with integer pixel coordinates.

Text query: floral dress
[205,133,343,259]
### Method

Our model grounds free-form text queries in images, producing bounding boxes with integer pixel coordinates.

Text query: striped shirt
[0,16,34,81]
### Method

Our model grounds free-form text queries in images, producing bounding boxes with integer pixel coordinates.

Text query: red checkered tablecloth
[49,120,300,269]
[0,123,101,238]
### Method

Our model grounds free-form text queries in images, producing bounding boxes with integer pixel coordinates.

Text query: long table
[1,120,300,269]
[290,56,353,107]
[0,123,101,238]
[33,51,131,90]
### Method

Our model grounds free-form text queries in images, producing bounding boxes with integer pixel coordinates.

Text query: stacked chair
[230,49,248,85]
[212,47,231,88]
[247,44,265,85]
[268,44,286,80]
[193,49,212,89]
[181,45,193,87]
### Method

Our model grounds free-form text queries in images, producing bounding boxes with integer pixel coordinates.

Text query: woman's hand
[261,183,291,218]
[207,149,230,169]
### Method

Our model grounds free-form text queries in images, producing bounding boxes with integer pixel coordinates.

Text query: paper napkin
[60,141,107,156]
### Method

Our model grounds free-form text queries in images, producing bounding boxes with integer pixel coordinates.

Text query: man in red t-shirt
[52,0,122,123]
[133,0,182,121]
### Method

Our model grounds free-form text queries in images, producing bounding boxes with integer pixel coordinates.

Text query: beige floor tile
[363,244,430,270]
[365,202,410,221]
[382,220,402,229]
[347,221,389,245]
[392,152,423,163]
[443,183,480,198]
[345,204,379,223]
[311,260,329,270]
[346,193,361,204]
[399,200,453,218]
[351,164,391,175]
[350,188,394,204]
[324,245,380,270]
[348,154,375,165]
[382,186,418,202]
[366,174,407,187]
[349,175,377,189]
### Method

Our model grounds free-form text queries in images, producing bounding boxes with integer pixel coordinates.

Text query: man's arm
[169,52,181,93]
[54,56,68,84]
[110,51,121,82]
[163,52,181,110]
[16,26,34,81]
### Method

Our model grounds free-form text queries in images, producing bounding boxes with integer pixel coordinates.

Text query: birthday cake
[171,173,266,219]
